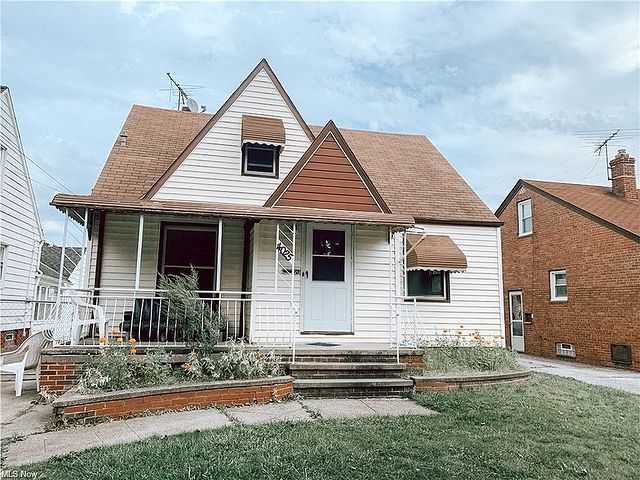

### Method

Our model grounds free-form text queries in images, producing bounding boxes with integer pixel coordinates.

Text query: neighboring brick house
[496,149,640,370]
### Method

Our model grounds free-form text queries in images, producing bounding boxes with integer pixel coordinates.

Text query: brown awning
[241,115,285,146]
[406,234,467,272]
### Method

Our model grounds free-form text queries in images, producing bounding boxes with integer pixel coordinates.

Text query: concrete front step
[289,362,406,379]
[294,378,414,398]
[279,349,421,365]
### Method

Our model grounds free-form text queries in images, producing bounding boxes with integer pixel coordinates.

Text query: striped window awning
[241,115,285,147]
[406,234,467,272]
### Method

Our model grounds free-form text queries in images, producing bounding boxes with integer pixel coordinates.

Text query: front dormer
[149,60,313,205]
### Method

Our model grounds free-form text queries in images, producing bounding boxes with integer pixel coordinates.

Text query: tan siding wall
[153,69,311,204]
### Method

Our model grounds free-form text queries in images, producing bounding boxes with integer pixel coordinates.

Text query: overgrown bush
[420,328,521,373]
[78,339,175,393]
[158,270,223,353]
[182,345,282,381]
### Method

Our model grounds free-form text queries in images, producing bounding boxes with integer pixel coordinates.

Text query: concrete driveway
[519,355,640,395]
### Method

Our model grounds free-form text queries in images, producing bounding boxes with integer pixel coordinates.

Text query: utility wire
[24,153,74,194]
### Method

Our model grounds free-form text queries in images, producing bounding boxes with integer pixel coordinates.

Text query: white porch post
[134,214,144,290]
[55,208,69,327]
[80,209,90,290]
[216,219,223,291]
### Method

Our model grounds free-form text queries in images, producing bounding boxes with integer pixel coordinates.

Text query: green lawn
[30,374,639,480]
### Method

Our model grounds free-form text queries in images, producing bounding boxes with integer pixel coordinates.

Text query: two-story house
[48,59,504,353]
[496,149,639,370]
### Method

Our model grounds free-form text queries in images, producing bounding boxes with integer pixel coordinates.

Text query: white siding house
[50,59,504,349]
[0,86,44,335]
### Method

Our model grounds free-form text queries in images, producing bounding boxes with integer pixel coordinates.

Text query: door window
[311,229,345,282]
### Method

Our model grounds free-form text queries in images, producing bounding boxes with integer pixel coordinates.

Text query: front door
[304,225,352,333]
[509,291,525,352]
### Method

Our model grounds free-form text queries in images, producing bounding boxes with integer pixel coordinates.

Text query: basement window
[242,143,279,177]
[550,270,568,302]
[407,270,449,301]
[517,199,533,237]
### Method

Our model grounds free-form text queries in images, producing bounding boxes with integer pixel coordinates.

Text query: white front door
[303,225,352,333]
[509,291,525,352]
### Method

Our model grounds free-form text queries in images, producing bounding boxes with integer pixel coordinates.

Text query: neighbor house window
[242,143,279,177]
[517,199,533,236]
[407,270,449,301]
[550,270,568,301]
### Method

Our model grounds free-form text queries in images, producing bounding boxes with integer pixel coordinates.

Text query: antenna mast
[593,130,620,180]
[166,72,189,110]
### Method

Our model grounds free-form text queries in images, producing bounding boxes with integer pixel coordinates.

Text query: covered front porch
[38,201,437,358]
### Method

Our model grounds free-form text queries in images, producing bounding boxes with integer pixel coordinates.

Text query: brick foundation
[412,371,530,392]
[1,328,30,351]
[53,377,293,424]
[39,350,96,394]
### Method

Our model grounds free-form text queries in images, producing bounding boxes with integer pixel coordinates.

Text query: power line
[24,153,74,194]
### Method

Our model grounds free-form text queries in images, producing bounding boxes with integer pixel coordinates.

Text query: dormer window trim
[242,142,280,178]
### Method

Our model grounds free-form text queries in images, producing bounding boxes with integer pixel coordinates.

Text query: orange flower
[98,337,106,344]
[182,363,192,372]
[129,348,137,354]
[116,338,123,345]
[442,329,449,333]
[189,351,198,360]
[111,327,120,334]
[129,338,136,345]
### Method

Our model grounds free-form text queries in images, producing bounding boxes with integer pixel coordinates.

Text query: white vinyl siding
[517,199,533,236]
[410,224,503,339]
[0,89,43,330]
[153,69,311,204]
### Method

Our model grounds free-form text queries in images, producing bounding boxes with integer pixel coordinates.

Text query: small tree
[158,270,221,353]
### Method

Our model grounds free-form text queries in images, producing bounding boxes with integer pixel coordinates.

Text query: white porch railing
[391,296,433,350]
[0,289,299,351]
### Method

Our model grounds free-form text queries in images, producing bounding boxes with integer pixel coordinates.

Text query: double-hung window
[550,270,568,301]
[517,199,533,236]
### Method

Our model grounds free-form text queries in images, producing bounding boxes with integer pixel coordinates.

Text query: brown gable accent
[496,179,640,243]
[242,115,285,145]
[143,58,314,200]
[265,121,390,213]
[406,234,467,272]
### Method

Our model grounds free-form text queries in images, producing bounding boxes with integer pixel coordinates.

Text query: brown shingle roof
[91,105,212,200]
[496,179,640,242]
[59,108,499,226]
[310,125,499,225]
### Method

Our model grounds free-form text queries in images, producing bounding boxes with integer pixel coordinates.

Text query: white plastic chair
[0,330,51,396]
[70,298,106,345]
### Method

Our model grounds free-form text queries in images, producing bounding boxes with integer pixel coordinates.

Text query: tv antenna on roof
[164,73,206,112]
[572,128,640,180]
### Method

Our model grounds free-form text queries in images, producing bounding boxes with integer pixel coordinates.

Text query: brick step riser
[289,371,405,379]
[294,387,413,398]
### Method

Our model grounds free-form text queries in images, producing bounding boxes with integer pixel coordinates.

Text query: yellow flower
[98,337,106,344]
[129,338,136,345]
[116,338,123,345]
[129,348,137,354]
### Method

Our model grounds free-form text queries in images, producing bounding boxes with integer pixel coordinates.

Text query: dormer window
[241,114,285,178]
[243,143,280,177]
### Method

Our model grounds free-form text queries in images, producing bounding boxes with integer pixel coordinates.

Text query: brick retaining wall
[53,376,293,424]
[412,370,530,392]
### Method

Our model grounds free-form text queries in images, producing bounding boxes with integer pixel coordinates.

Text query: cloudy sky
[2,0,639,243]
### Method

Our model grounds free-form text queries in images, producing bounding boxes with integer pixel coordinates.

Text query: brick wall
[39,352,94,394]
[0,328,30,351]
[55,379,294,424]
[499,187,640,370]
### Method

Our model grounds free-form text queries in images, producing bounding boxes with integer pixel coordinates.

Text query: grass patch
[422,346,522,373]
[27,374,639,480]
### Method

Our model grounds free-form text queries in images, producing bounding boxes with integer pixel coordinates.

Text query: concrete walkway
[519,355,640,395]
[1,376,436,467]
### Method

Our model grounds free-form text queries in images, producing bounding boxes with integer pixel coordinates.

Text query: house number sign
[276,241,294,262]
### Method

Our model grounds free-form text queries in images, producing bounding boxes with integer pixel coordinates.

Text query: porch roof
[51,194,415,227]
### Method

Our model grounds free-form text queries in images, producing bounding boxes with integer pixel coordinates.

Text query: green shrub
[182,345,282,381]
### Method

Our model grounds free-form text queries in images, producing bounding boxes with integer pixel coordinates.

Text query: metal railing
[1,289,299,350]
[391,296,432,350]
